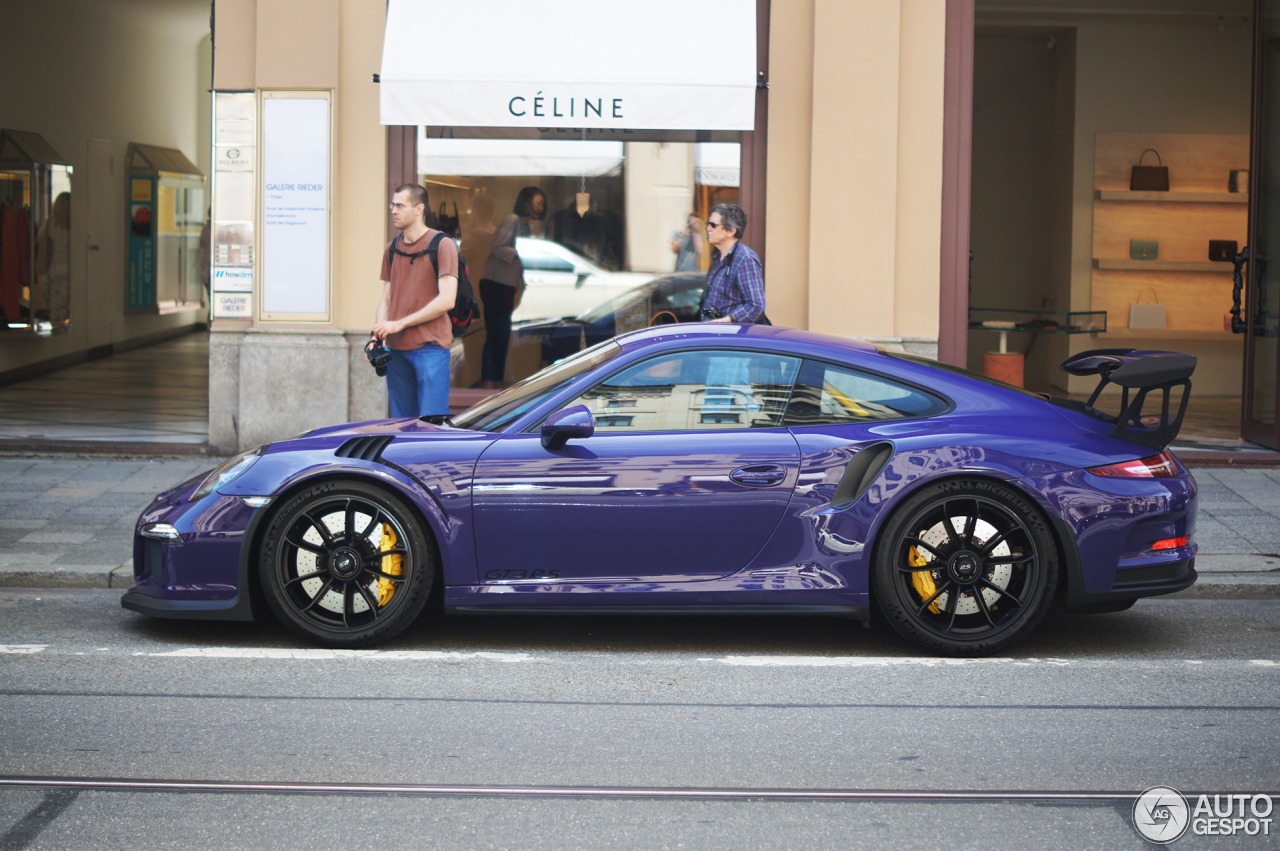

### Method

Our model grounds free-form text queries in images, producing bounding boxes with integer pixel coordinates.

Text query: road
[0,590,1276,849]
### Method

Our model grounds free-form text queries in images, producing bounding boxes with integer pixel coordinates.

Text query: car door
[472,348,804,583]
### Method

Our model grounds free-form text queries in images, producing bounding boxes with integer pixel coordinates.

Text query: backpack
[391,231,478,338]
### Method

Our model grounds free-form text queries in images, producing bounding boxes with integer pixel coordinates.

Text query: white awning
[420,139,624,177]
[380,0,758,131]
[694,142,741,187]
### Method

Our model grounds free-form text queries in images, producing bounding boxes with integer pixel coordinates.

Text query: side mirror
[541,404,595,450]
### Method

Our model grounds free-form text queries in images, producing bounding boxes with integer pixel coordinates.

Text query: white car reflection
[512,238,656,322]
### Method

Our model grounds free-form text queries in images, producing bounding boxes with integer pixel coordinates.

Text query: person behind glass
[671,212,704,272]
[479,185,546,389]
[701,203,765,323]
[371,183,458,417]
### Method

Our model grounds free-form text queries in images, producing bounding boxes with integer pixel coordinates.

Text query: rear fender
[858,465,1070,610]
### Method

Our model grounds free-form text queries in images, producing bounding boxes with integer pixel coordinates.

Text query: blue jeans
[386,343,450,418]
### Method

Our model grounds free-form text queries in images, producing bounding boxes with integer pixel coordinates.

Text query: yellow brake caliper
[377,524,403,606]
[908,546,941,614]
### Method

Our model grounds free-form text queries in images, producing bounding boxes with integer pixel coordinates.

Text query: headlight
[192,447,264,500]
[140,523,182,542]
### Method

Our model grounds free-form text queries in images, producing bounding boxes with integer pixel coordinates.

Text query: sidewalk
[0,454,217,588]
[0,453,1277,596]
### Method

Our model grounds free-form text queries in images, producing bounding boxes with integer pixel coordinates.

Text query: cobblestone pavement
[0,455,1277,594]
[0,455,217,586]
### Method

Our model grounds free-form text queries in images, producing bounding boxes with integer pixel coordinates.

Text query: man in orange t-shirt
[372,183,458,417]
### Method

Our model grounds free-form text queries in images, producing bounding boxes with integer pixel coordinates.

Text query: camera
[699,306,723,321]
[364,337,392,377]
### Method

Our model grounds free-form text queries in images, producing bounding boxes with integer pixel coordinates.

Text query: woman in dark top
[479,186,546,388]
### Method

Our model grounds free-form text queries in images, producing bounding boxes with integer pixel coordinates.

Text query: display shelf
[1093,259,1233,272]
[1101,328,1240,341]
[969,307,1107,334]
[1095,190,1247,204]
[1091,132,1249,340]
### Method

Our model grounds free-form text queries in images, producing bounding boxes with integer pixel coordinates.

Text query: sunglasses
[706,221,724,230]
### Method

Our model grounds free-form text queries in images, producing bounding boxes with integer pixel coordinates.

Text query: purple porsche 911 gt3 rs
[123,324,1198,656]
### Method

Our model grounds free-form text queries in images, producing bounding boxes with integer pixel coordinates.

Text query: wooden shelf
[1093,259,1233,272]
[1100,329,1240,340]
[1095,190,1247,204]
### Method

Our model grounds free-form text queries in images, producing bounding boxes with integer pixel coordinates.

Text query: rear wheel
[872,479,1057,657]
[259,479,434,647]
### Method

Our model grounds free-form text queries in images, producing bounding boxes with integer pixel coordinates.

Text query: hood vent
[335,435,394,462]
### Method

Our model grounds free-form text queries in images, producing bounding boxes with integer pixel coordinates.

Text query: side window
[784,359,948,426]
[567,349,801,432]
[520,245,575,273]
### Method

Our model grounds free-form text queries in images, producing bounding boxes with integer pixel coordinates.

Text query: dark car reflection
[514,271,707,367]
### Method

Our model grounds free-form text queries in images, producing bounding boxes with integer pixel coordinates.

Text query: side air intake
[335,435,394,462]
[831,442,894,510]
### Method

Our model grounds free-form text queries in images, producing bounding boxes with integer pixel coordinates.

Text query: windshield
[578,286,652,324]
[452,340,623,432]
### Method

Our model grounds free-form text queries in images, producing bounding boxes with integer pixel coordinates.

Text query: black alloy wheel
[872,479,1058,657]
[259,479,434,647]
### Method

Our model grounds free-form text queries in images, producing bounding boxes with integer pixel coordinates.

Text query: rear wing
[1060,348,1196,452]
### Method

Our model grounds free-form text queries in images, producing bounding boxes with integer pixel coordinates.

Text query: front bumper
[121,590,250,620]
[122,486,261,622]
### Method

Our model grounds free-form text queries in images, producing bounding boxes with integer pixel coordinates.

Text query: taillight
[1151,536,1190,550]
[1087,450,1179,478]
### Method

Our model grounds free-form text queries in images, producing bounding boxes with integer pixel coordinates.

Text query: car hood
[215,418,495,499]
[287,417,465,439]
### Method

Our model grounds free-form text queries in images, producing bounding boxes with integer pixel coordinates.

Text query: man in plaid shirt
[701,204,766,323]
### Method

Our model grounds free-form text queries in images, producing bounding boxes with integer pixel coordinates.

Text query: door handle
[88,244,100,251]
[730,465,787,487]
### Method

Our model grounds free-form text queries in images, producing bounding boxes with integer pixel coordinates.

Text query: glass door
[1244,0,1280,448]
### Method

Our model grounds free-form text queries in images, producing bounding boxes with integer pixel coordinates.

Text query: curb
[1175,451,1280,467]
[0,572,128,590]
[0,440,212,458]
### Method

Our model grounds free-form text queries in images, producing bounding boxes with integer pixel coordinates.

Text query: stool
[982,352,1024,387]
[981,330,1024,387]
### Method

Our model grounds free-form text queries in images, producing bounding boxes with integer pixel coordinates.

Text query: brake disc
[915,516,1012,616]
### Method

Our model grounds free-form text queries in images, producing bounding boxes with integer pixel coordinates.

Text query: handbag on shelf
[1130,149,1170,192]
[436,202,461,239]
[1130,239,1159,260]
[1128,287,1167,329]
[1209,240,1238,262]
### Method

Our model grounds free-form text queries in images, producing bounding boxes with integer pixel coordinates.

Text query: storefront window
[0,129,72,336]
[416,128,740,389]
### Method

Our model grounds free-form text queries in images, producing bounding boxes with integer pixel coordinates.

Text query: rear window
[784,359,949,426]
[877,348,1118,422]
[877,348,1044,398]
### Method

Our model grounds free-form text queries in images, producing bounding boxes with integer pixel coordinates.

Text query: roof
[125,143,202,178]
[614,323,881,356]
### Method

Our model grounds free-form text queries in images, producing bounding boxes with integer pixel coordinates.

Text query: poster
[261,97,330,316]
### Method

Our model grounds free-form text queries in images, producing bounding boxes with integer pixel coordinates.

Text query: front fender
[226,453,479,598]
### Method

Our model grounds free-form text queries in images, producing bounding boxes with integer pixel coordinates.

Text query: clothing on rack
[0,200,20,319]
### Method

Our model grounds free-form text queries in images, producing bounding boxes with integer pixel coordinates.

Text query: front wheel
[872,479,1058,657]
[259,479,435,647]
